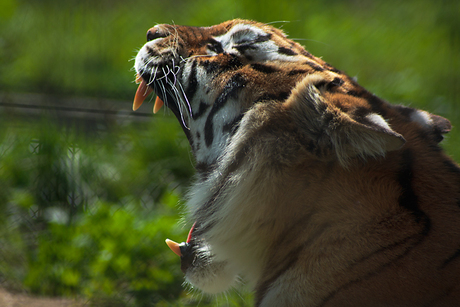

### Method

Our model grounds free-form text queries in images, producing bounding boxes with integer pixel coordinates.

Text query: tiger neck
[189,97,243,176]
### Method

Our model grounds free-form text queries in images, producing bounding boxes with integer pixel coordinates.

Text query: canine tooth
[165,239,182,257]
[153,96,164,114]
[133,78,153,111]
[186,222,196,243]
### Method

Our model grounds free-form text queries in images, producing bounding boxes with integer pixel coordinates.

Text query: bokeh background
[0,0,459,306]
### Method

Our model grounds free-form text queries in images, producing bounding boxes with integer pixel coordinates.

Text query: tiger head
[134,19,416,171]
[133,19,459,306]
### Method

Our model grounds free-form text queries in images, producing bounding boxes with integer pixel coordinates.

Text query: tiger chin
[132,19,460,306]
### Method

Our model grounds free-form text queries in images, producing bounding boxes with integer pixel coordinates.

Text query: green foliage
[24,201,183,305]
[0,116,193,222]
[0,117,194,304]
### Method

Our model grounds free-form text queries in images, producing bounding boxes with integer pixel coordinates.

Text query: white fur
[214,23,302,62]
[184,243,239,293]
[366,113,392,131]
[410,110,433,128]
[186,108,283,289]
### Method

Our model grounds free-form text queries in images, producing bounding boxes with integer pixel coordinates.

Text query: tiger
[132,19,460,306]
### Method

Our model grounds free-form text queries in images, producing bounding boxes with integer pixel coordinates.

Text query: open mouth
[165,222,198,274]
[133,72,192,140]
[133,74,164,113]
[165,222,196,258]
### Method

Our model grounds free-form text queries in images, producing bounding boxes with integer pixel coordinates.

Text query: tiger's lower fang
[153,96,164,114]
[165,239,182,257]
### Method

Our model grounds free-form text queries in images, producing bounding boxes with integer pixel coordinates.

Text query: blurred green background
[0,0,459,305]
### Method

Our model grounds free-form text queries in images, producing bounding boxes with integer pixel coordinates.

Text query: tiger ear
[394,105,451,143]
[285,75,405,166]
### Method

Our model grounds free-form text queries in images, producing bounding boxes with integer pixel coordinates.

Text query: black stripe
[398,149,430,229]
[233,34,271,54]
[251,63,278,74]
[319,150,432,306]
[226,55,244,70]
[318,231,428,307]
[235,44,256,53]
[195,161,215,175]
[191,101,210,119]
[305,61,325,72]
[203,54,243,75]
[329,77,344,88]
[354,106,371,118]
[204,73,247,147]
[207,38,224,54]
[184,61,198,102]
[232,32,271,43]
[443,159,460,176]
[278,46,297,56]
[254,33,272,43]
[349,231,418,271]
[319,77,345,92]
[362,92,387,117]
[192,218,216,238]
[347,90,363,97]
[325,62,341,73]
[288,69,308,76]
[231,30,256,41]
[202,59,221,74]
[300,49,315,59]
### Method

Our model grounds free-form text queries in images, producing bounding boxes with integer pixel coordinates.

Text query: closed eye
[232,29,271,45]
[233,34,271,48]
[232,34,272,53]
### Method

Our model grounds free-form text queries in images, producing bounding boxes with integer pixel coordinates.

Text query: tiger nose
[146,27,168,41]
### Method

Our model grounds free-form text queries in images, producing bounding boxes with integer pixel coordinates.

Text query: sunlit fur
[135,19,460,306]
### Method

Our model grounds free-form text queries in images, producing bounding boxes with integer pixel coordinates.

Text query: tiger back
[133,19,460,306]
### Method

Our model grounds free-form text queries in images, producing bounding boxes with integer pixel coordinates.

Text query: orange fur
[134,19,460,306]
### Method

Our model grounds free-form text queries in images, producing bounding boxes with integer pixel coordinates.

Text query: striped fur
[134,19,460,306]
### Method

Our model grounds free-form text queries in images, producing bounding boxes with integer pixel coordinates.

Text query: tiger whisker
[176,79,193,119]
[162,68,190,130]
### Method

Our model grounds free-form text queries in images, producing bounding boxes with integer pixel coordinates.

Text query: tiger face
[134,19,368,169]
[133,19,460,306]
